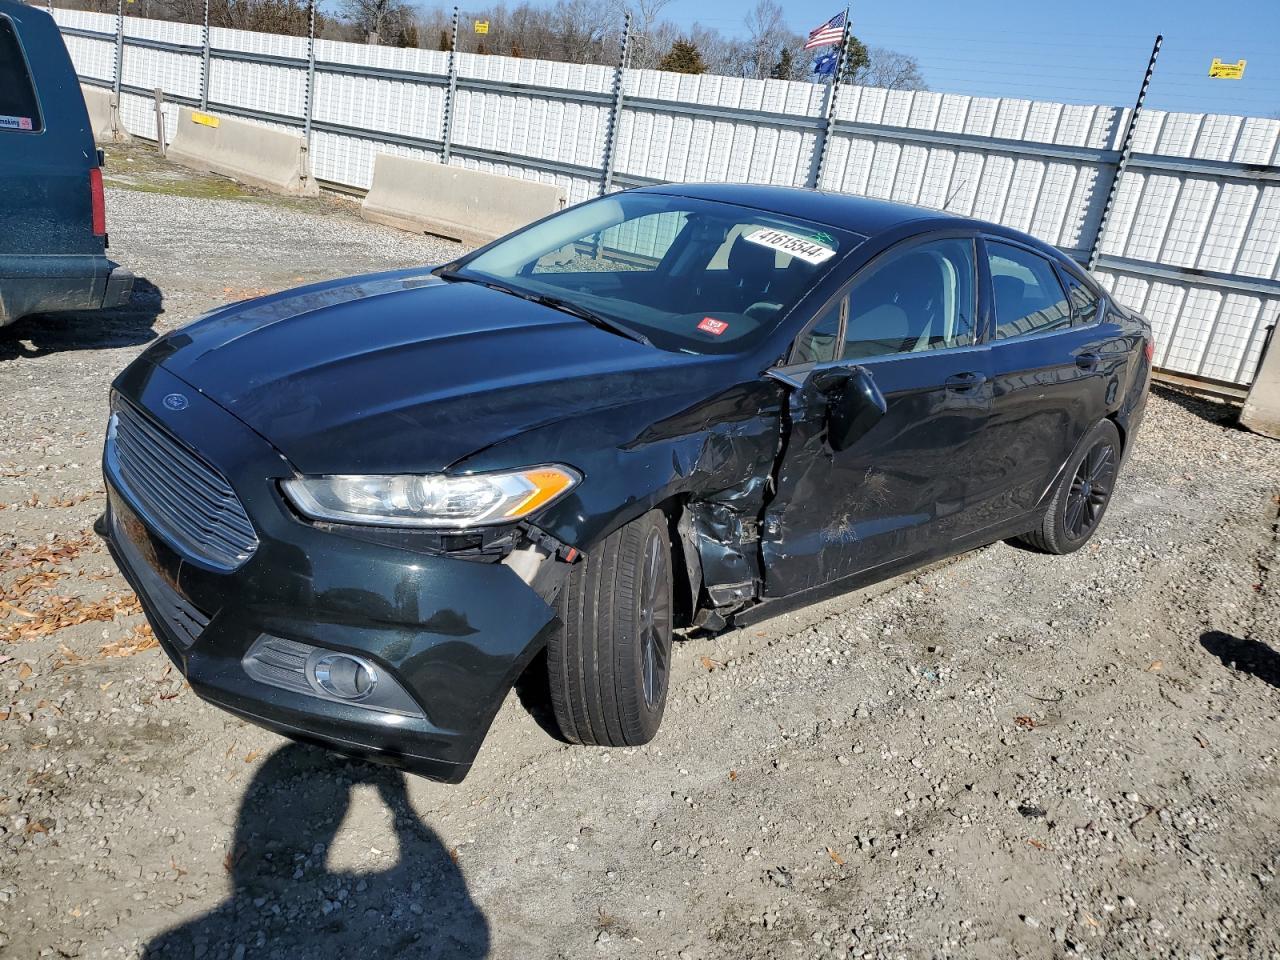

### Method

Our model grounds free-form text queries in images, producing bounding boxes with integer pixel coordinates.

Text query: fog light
[312,653,377,701]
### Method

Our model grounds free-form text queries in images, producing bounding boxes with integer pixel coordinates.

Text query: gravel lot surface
[1,145,1278,960]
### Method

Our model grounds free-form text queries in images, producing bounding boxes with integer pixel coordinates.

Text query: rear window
[0,15,42,133]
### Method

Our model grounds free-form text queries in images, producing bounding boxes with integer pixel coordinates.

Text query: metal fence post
[599,11,631,195]
[810,6,852,190]
[1088,34,1162,271]
[441,6,460,163]
[303,0,317,151]
[199,0,211,111]
[112,0,124,99]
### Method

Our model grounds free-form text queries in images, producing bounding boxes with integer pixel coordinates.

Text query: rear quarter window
[0,15,43,133]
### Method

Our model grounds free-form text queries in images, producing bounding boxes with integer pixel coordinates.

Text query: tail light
[89,167,106,237]
[1144,338,1155,364]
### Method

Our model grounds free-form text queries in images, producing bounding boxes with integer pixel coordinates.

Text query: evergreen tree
[769,45,793,80]
[657,39,708,74]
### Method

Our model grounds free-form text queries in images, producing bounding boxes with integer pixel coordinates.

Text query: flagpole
[812,6,851,189]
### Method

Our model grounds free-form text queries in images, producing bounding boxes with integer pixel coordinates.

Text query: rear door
[981,238,1126,519]
[761,233,1000,598]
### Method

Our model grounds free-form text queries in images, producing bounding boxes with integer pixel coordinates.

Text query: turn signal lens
[282,465,581,528]
[1144,338,1155,363]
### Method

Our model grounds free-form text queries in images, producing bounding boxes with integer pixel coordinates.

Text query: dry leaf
[99,681,113,692]
[1027,839,1047,850]
[17,663,32,680]
[1084,913,1100,928]
[1014,715,1036,730]
[244,750,262,763]
[826,847,845,866]
[728,770,738,782]
[448,847,460,864]
[1147,660,1163,672]
[700,656,724,671]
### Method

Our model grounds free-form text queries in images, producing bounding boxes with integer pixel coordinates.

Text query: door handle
[1076,352,1100,370]
[944,371,987,392]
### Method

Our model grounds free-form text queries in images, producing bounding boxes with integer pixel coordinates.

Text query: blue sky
[661,0,1279,117]
[352,0,1278,117]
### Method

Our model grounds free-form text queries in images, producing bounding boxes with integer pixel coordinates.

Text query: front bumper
[99,361,559,783]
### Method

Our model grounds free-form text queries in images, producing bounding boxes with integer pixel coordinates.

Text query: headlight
[281,465,581,528]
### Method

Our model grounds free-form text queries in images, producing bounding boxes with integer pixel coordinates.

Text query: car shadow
[142,742,490,960]
[0,276,163,361]
[1200,630,1280,689]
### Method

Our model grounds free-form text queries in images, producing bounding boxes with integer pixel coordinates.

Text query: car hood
[146,269,735,474]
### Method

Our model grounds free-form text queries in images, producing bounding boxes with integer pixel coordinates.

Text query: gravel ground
[1,145,1279,960]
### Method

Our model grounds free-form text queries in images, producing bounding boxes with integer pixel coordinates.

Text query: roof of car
[634,182,957,236]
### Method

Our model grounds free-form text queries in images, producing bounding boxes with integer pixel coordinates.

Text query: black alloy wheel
[1017,418,1122,555]
[1063,439,1116,542]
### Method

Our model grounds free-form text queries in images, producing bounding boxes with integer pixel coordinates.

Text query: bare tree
[742,0,786,80]
[341,0,409,43]
[852,47,927,91]
[626,0,673,69]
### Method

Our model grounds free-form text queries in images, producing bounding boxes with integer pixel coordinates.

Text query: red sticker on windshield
[698,317,729,336]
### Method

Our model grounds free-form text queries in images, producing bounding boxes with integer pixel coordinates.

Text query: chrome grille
[111,511,210,648]
[107,400,258,571]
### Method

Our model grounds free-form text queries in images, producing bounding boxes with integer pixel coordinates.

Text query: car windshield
[445,192,863,355]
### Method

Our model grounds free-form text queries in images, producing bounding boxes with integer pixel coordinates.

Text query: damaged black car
[99,184,1152,782]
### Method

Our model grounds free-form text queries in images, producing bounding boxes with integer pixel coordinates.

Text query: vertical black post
[1088,34,1162,271]
[199,0,211,110]
[810,5,852,189]
[600,11,631,195]
[441,6,460,163]
[303,0,317,150]
[112,0,124,99]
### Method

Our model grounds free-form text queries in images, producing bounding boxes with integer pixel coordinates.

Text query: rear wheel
[548,510,673,746]
[1017,419,1121,555]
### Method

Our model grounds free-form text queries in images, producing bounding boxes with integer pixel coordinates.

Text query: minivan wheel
[1018,419,1121,555]
[548,510,673,746]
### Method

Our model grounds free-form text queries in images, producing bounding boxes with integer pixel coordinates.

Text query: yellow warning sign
[1208,58,1246,79]
[191,112,220,128]
[474,19,489,34]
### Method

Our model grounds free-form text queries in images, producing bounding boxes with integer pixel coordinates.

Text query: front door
[761,234,1000,598]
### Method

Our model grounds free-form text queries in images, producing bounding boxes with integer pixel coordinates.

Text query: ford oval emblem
[162,393,189,411]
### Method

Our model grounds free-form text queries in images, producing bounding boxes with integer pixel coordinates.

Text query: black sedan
[100,184,1152,782]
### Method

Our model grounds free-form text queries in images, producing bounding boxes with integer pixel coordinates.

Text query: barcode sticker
[743,228,836,265]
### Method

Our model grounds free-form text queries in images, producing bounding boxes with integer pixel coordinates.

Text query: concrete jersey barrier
[80,85,126,144]
[1241,331,1280,441]
[361,154,566,245]
[166,107,318,197]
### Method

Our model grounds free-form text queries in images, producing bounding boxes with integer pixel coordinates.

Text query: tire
[1017,419,1122,555]
[548,510,673,746]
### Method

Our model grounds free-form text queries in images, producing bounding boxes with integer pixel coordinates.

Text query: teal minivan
[0,0,133,326]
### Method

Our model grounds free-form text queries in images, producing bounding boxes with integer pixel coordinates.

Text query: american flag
[804,11,846,50]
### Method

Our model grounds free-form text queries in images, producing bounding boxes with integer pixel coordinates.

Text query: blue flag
[813,51,838,75]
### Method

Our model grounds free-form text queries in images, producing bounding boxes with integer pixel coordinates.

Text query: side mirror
[812,365,887,452]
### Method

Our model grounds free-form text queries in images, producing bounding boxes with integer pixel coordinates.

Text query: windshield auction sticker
[744,228,836,265]
[697,317,729,336]
[0,115,33,131]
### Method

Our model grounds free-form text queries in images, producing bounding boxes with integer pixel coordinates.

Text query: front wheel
[547,510,673,746]
[1017,419,1121,555]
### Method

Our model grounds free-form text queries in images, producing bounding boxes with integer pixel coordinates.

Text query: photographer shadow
[143,743,489,959]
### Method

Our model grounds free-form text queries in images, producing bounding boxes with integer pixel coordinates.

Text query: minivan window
[0,16,42,133]
[841,237,976,359]
[987,242,1071,339]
